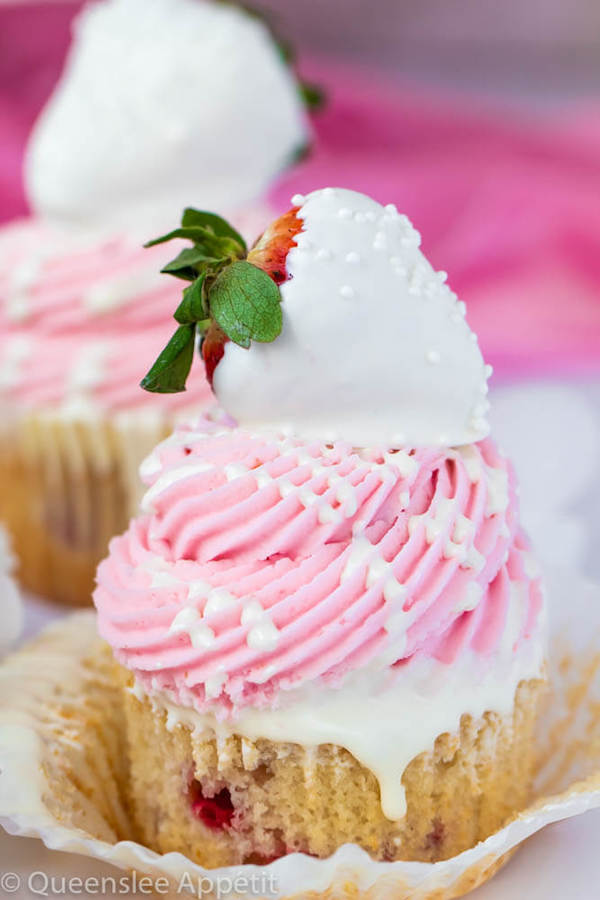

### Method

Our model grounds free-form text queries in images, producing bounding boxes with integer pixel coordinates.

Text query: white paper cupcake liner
[0,569,599,900]
[0,524,22,657]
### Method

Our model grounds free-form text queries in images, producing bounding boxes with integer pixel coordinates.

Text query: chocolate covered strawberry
[141,206,302,392]
[143,187,491,449]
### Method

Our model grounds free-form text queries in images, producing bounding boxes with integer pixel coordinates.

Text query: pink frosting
[0,218,213,414]
[94,414,543,717]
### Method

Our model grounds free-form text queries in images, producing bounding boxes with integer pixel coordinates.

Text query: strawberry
[198,207,303,386]
[201,320,228,387]
[247,207,303,285]
[142,206,303,394]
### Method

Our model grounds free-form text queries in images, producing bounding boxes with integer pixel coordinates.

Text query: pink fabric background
[1,4,599,378]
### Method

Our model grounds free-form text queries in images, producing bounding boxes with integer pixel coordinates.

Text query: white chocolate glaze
[136,590,546,821]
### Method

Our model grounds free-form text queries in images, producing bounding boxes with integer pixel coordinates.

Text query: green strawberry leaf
[161,247,220,281]
[208,260,282,348]
[174,274,207,324]
[147,225,243,263]
[181,208,247,252]
[145,226,214,248]
[140,324,196,393]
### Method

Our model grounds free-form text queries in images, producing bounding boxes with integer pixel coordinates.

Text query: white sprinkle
[426,350,441,365]
[204,669,227,699]
[168,607,199,634]
[457,301,467,315]
[461,546,486,573]
[204,588,237,617]
[247,618,280,652]
[354,212,367,223]
[485,467,509,516]
[460,582,483,613]
[241,599,265,626]
[316,247,332,261]
[484,364,494,378]
[346,251,361,264]
[323,187,335,197]
[340,285,355,299]
[373,232,388,250]
[190,624,216,649]
[436,270,448,283]
[365,211,377,222]
[383,576,406,604]
[225,463,247,481]
[456,446,482,482]
[188,579,212,600]
[385,203,398,215]
[291,193,305,206]
[384,613,408,644]
[248,663,277,685]
[453,515,474,543]
[342,536,373,580]
[338,207,352,219]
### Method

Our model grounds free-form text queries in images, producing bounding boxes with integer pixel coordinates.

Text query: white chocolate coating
[25,0,308,228]
[215,188,491,448]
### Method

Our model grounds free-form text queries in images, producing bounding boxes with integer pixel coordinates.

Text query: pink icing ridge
[94,414,544,717]
[0,218,213,413]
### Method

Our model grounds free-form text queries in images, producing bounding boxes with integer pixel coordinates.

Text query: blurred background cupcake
[0,0,313,606]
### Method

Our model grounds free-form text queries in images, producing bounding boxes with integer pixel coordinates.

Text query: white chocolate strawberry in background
[25,0,309,229]
[215,187,491,447]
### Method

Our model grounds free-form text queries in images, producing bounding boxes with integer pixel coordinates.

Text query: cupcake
[0,0,312,605]
[94,188,547,865]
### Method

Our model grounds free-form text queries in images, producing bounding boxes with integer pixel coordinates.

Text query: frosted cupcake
[94,188,546,865]
[0,0,311,605]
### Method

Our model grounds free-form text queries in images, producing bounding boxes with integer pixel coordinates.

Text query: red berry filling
[189,780,234,831]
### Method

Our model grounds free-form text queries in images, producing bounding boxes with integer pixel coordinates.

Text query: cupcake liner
[0,569,599,899]
[0,410,172,605]
[0,524,22,657]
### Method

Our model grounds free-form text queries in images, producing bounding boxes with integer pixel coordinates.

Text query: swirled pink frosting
[94,413,544,717]
[0,218,212,414]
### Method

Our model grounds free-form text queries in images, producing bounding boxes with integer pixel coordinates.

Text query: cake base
[0,413,170,606]
[121,673,544,867]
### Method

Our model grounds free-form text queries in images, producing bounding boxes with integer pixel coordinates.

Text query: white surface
[2,378,600,897]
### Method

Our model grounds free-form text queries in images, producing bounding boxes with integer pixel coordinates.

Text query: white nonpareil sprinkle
[247,618,280,652]
[241,598,265,626]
